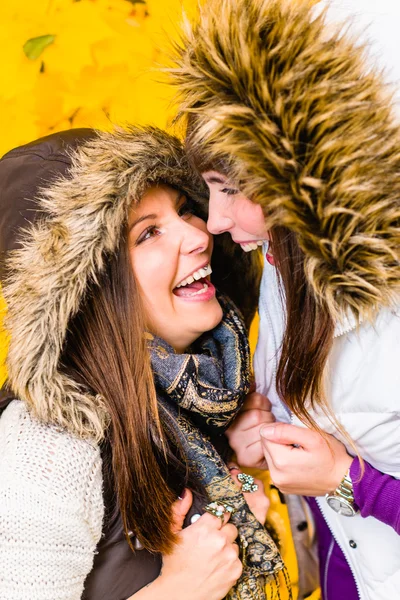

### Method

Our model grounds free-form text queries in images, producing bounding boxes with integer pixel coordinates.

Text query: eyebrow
[204,175,227,184]
[128,213,157,232]
[128,191,186,231]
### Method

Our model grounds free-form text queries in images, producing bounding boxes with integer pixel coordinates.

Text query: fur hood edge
[2,127,211,440]
[172,0,400,321]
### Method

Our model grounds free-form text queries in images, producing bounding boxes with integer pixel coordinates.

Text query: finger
[242,392,273,412]
[227,421,274,460]
[260,441,273,471]
[228,467,244,488]
[262,438,302,473]
[248,448,269,470]
[261,444,282,489]
[260,422,317,448]
[220,522,239,544]
[198,507,232,530]
[229,408,275,434]
[171,488,193,534]
[230,440,268,469]
[227,462,240,473]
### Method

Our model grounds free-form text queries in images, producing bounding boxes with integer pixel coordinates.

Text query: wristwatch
[325,468,359,517]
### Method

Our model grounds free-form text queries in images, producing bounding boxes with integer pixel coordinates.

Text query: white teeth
[240,241,264,252]
[176,264,212,288]
[187,282,209,297]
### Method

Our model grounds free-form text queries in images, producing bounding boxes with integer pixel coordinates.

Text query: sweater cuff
[350,457,400,534]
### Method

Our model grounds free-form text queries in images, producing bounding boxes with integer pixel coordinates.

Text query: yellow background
[0,0,198,384]
[0,1,323,597]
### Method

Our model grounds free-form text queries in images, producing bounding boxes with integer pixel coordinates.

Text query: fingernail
[260,425,275,439]
[178,488,188,500]
[228,463,240,471]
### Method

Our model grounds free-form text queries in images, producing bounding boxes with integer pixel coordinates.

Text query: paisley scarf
[148,295,290,600]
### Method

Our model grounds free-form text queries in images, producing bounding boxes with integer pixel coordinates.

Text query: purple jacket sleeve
[350,457,400,534]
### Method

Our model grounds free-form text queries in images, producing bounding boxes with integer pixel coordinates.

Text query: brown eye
[136,225,161,245]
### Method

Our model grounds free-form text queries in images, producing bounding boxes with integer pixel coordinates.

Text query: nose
[206,194,234,235]
[179,219,210,256]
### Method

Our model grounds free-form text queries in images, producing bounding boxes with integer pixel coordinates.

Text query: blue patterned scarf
[148,295,289,600]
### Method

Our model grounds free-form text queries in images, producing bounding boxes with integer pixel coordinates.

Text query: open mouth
[173,264,215,299]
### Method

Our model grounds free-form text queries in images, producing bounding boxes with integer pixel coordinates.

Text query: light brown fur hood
[1,126,259,439]
[172,0,400,321]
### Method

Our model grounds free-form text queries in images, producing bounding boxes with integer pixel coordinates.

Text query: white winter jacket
[254,253,400,600]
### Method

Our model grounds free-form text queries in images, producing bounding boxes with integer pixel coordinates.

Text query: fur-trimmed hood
[172,0,400,321]
[0,126,259,439]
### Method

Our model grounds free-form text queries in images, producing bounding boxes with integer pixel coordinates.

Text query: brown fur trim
[172,0,400,320]
[1,128,208,438]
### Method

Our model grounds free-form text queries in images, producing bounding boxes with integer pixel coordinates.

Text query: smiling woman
[0,126,286,600]
[202,172,269,252]
[129,185,222,352]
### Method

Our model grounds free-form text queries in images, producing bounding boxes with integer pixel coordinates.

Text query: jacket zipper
[315,497,363,600]
[323,538,335,600]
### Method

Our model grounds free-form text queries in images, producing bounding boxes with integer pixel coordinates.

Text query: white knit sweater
[0,401,104,600]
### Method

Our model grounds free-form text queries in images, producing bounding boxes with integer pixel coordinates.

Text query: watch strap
[335,469,355,504]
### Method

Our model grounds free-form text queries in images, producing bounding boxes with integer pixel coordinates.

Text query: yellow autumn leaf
[67,106,114,131]
[31,69,71,132]
[109,67,174,128]
[0,95,40,156]
[0,0,52,21]
[99,0,149,35]
[0,25,43,100]
[38,2,116,77]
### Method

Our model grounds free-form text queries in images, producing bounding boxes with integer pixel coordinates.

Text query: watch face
[326,495,355,517]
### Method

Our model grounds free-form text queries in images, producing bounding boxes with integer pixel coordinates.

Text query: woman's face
[128,185,223,352]
[202,171,269,251]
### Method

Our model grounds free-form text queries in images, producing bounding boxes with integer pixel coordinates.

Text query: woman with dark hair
[0,126,288,599]
[172,1,400,599]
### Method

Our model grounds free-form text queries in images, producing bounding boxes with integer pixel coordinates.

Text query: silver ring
[238,472,259,493]
[204,501,235,521]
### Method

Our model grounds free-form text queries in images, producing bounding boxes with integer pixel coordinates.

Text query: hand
[228,463,269,524]
[260,423,353,496]
[146,489,242,600]
[226,392,275,469]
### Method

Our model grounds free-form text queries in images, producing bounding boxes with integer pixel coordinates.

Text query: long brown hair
[270,226,335,429]
[61,228,200,555]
